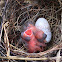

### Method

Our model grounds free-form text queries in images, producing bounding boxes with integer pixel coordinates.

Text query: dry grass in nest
[0,0,62,61]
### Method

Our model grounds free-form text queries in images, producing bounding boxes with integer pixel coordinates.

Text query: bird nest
[0,0,62,61]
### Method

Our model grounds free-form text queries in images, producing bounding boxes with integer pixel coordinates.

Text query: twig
[58,0,62,6]
[0,56,62,60]
[21,4,32,10]
[10,43,62,58]
[2,0,8,18]
[0,0,9,42]
[55,7,62,14]
[16,0,21,6]
[16,8,50,24]
[4,24,10,56]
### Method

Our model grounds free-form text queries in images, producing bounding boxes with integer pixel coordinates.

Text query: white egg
[35,18,52,43]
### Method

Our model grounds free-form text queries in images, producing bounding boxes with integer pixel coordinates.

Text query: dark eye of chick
[37,33,47,42]
[37,38,44,42]
[24,36,31,41]
[43,33,47,39]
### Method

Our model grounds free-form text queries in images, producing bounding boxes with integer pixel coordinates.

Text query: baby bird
[21,28,46,53]
[27,24,47,42]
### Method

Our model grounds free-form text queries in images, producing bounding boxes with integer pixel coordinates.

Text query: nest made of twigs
[1,0,62,59]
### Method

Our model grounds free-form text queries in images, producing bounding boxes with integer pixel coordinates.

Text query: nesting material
[0,0,61,61]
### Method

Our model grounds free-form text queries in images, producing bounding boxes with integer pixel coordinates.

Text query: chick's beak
[21,29,32,41]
